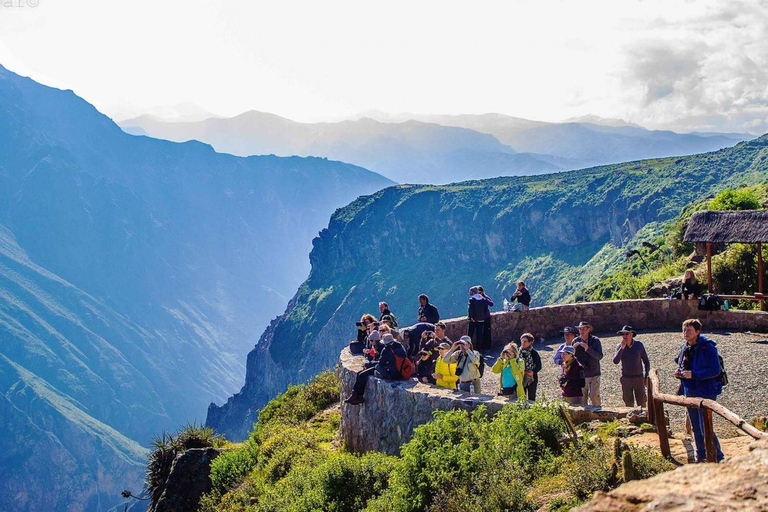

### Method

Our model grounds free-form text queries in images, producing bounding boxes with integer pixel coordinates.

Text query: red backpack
[388,345,414,379]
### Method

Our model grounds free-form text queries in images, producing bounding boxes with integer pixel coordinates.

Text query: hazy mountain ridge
[207,135,768,440]
[0,64,393,511]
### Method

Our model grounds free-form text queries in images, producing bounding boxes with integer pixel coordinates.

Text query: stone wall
[443,299,768,347]
[341,299,768,456]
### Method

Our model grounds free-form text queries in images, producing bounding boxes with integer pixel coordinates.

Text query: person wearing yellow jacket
[491,343,525,400]
[433,342,459,390]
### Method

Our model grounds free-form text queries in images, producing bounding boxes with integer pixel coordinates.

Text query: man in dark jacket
[402,322,436,359]
[467,286,489,349]
[417,294,440,324]
[344,333,408,405]
[378,302,398,327]
[574,321,603,405]
[675,319,724,462]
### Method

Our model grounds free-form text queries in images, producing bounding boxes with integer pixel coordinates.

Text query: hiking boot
[344,392,365,405]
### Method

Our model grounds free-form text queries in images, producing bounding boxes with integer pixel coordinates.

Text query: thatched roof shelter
[684,210,768,243]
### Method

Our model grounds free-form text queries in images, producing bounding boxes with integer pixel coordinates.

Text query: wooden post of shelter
[706,242,713,293]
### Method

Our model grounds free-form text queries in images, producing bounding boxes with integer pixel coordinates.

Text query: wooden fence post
[655,399,671,458]
[646,378,655,424]
[702,407,718,463]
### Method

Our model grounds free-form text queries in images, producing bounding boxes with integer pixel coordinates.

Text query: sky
[1,0,767,133]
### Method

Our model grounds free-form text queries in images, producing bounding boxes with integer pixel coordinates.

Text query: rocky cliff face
[208,135,768,440]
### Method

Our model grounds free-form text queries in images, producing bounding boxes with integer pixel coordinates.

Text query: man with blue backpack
[675,318,725,462]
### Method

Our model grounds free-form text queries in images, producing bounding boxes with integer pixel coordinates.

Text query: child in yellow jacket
[433,342,459,389]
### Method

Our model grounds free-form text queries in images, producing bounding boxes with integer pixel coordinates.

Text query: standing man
[417,294,440,324]
[467,286,487,349]
[378,302,398,327]
[612,325,651,407]
[675,319,724,462]
[574,321,603,406]
[443,336,482,394]
[554,326,578,365]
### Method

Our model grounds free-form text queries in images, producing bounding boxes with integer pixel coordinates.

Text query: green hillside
[209,135,768,440]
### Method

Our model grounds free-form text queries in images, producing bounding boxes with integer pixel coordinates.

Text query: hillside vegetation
[209,135,768,440]
[196,371,672,512]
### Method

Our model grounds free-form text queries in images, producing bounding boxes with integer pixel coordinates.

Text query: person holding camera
[559,346,585,404]
[491,343,524,399]
[674,319,724,462]
[417,293,440,324]
[433,342,458,389]
[573,321,603,405]
[443,336,482,394]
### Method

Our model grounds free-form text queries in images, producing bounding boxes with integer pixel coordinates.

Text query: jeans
[687,395,724,462]
[459,378,482,394]
[526,378,538,401]
[467,321,485,349]
[352,367,376,395]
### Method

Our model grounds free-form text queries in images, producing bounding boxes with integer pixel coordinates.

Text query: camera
[356,321,364,327]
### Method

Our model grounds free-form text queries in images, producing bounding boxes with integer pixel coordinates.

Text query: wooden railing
[647,368,768,462]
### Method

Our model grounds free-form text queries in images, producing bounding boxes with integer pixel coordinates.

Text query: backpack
[698,294,722,311]
[718,354,728,386]
[388,345,414,379]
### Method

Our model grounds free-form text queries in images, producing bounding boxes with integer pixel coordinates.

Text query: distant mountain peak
[565,114,641,128]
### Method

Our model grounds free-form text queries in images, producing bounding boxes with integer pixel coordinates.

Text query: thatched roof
[684,210,768,243]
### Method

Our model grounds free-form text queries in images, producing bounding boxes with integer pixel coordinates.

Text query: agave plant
[145,431,178,505]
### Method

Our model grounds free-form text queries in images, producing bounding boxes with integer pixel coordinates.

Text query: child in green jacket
[491,343,525,399]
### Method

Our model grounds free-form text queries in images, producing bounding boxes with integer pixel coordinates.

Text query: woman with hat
[612,325,651,407]
[559,346,585,404]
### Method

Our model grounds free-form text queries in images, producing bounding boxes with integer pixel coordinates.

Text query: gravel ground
[478,329,768,436]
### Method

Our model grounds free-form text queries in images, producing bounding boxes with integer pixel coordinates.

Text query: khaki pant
[620,376,646,407]
[582,375,601,406]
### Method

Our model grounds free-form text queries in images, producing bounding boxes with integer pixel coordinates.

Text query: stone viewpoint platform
[339,299,768,455]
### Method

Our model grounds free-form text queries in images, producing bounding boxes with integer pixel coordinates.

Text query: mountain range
[207,134,768,440]
[120,110,752,185]
[0,64,392,511]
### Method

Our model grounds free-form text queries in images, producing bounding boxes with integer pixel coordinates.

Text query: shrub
[709,188,761,211]
[209,443,258,495]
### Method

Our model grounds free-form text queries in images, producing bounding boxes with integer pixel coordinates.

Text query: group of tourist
[344,289,726,463]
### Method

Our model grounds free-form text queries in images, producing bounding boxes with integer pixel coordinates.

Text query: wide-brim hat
[459,335,472,343]
[560,326,578,335]
[576,321,592,329]
[617,325,636,335]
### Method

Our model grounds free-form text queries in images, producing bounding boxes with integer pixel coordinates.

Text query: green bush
[209,443,258,495]
[709,188,761,211]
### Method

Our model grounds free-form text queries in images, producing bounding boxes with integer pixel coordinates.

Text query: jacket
[491,357,524,398]
[612,339,650,378]
[560,359,585,398]
[416,357,436,384]
[467,294,488,322]
[375,340,409,380]
[418,303,440,324]
[444,348,481,382]
[434,356,458,389]
[675,334,722,397]
[574,334,603,377]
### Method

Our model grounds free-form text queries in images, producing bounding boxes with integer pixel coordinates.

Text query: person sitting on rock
[344,333,409,405]
[554,326,578,365]
[416,349,437,385]
[559,346,585,405]
[433,342,458,390]
[417,293,440,324]
[363,329,381,363]
[402,322,435,360]
[510,281,531,312]
[443,336,482,394]
[519,333,542,401]
[574,321,603,406]
[378,301,398,327]
[674,318,724,462]
[491,342,524,399]
[612,325,650,407]
[681,270,701,300]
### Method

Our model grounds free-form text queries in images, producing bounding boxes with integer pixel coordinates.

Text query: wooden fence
[647,368,768,462]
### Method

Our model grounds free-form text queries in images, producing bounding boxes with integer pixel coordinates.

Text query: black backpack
[718,354,728,386]
[699,294,722,311]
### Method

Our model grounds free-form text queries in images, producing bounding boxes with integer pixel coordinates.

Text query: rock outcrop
[576,440,768,511]
[150,448,221,512]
